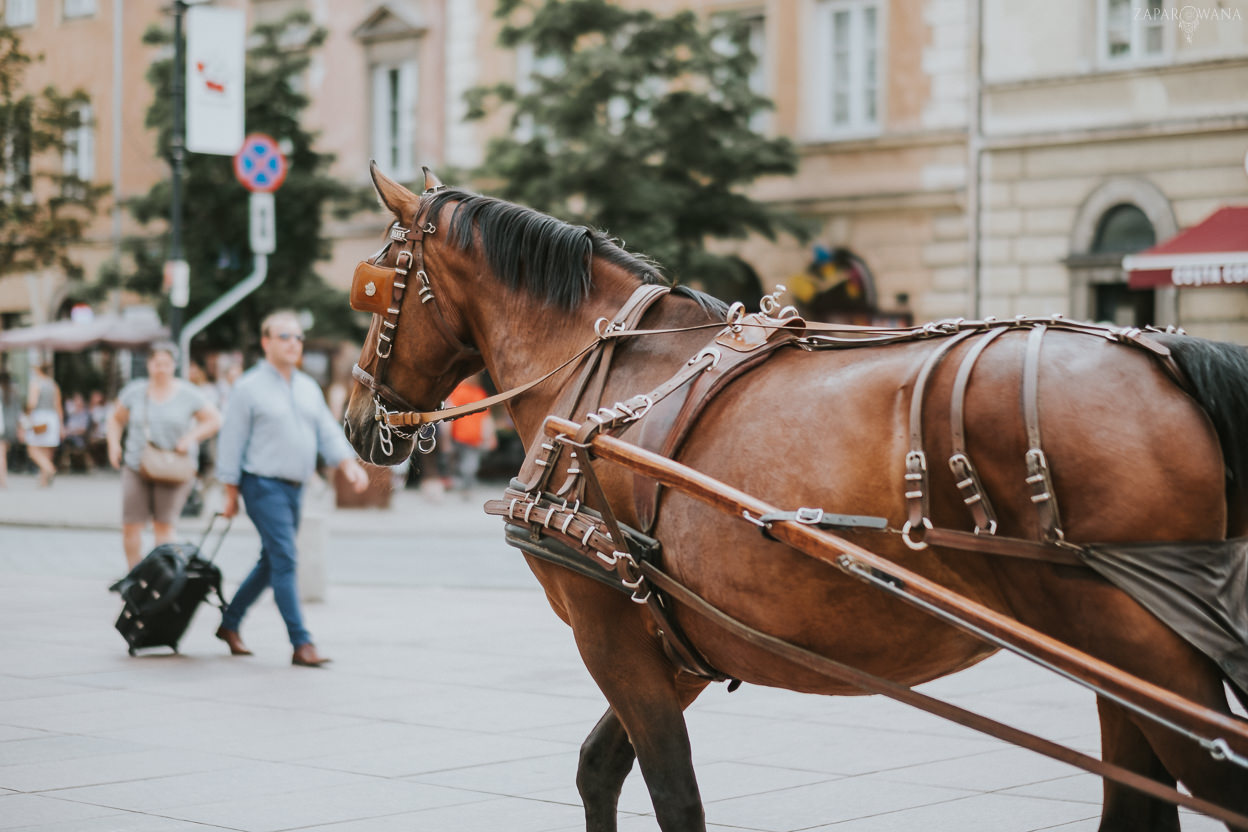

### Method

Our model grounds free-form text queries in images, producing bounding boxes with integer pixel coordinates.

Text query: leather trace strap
[902,328,979,549]
[1022,325,1064,542]
[948,327,1008,535]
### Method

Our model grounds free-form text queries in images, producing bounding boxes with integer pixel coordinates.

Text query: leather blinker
[350,260,396,315]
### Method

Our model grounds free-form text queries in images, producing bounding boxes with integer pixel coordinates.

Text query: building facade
[3,0,1247,343]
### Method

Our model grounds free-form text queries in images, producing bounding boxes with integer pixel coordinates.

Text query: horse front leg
[578,708,636,832]
[578,679,711,832]
[569,593,711,832]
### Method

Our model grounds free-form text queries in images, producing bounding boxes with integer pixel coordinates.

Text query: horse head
[343,163,484,465]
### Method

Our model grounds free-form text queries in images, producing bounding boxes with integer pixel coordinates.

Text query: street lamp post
[168,0,188,358]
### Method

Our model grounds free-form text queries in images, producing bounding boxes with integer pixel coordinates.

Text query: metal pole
[169,0,187,362]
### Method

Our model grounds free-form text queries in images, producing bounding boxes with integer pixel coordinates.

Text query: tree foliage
[125,11,360,353]
[0,26,105,281]
[465,0,805,303]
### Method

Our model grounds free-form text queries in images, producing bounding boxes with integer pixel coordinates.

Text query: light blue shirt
[216,360,354,486]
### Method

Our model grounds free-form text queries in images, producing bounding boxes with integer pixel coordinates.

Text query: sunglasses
[269,332,305,342]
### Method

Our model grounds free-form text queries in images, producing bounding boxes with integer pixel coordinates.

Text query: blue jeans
[221,473,311,647]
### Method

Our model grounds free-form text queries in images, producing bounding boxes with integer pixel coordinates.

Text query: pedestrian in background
[107,343,222,569]
[24,363,62,488]
[215,310,369,667]
[446,374,497,496]
[0,372,15,488]
[87,390,112,469]
[62,392,92,471]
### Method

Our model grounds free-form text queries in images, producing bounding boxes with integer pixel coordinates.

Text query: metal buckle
[389,224,409,242]
[794,507,825,525]
[690,347,721,369]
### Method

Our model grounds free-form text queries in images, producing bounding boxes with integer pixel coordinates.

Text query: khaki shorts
[121,466,196,526]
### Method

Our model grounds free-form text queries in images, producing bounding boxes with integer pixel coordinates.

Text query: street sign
[186,6,245,155]
[250,192,276,255]
[233,133,288,193]
[165,260,190,309]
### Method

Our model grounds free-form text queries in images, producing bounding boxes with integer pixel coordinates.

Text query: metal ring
[900,518,933,551]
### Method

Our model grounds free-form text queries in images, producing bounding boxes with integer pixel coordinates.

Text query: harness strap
[515,284,673,497]
[948,327,1009,535]
[903,328,979,547]
[1022,325,1064,542]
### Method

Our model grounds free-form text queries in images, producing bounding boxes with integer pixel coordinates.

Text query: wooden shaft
[543,415,1248,752]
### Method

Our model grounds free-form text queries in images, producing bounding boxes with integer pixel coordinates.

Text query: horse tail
[1154,333,1248,505]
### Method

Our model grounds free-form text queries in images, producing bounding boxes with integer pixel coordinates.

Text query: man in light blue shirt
[216,310,369,667]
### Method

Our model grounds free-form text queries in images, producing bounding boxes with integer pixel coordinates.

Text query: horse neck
[463,259,665,444]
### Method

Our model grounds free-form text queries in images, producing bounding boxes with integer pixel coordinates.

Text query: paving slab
[1,471,1232,831]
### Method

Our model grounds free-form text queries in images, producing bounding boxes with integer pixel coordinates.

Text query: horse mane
[1155,333,1248,492]
[424,188,726,317]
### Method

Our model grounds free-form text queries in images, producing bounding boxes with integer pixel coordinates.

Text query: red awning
[1124,206,1248,289]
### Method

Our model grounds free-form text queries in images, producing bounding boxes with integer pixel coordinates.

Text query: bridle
[349,178,481,455]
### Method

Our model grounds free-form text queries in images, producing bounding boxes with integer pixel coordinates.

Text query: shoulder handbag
[137,386,196,485]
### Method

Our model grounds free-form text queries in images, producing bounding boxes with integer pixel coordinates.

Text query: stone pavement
[0,471,1225,831]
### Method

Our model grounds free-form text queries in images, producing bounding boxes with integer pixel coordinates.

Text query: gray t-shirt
[118,380,208,471]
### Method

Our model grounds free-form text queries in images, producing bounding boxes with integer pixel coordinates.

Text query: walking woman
[25,363,62,488]
[107,344,221,569]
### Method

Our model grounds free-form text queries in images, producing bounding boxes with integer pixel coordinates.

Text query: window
[713,12,769,132]
[513,43,564,142]
[811,0,881,137]
[370,61,416,181]
[62,0,95,19]
[63,103,94,191]
[5,0,36,27]
[1093,204,1156,253]
[3,120,33,205]
[1103,0,1167,63]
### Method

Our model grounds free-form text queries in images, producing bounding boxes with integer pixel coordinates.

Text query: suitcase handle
[197,512,233,563]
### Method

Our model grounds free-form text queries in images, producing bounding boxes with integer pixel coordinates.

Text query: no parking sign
[233,133,287,193]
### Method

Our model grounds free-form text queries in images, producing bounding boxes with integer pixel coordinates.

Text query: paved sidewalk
[0,472,1225,831]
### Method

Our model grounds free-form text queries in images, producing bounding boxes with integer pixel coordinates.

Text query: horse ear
[422,166,445,193]
[369,161,417,218]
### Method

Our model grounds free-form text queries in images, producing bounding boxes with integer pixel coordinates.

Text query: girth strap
[1022,325,1064,542]
[948,327,1009,536]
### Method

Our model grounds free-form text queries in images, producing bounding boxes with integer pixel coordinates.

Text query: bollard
[297,509,328,603]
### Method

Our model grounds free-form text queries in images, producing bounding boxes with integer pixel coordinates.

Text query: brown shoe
[215,626,253,656]
[292,643,330,667]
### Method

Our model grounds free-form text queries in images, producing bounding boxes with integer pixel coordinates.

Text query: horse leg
[567,599,711,831]
[1097,697,1180,832]
[578,677,710,832]
[578,708,635,832]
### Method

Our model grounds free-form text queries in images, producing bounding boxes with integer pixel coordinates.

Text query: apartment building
[3,0,1247,340]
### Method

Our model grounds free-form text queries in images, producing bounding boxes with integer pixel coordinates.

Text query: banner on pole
[186,6,245,155]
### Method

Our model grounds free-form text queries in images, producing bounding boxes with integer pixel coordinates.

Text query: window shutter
[370,64,390,171]
[397,60,418,179]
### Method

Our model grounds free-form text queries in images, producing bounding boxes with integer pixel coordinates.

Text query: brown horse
[344,166,1248,832]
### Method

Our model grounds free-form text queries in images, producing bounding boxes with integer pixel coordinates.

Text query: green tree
[125,10,360,353]
[0,26,105,282]
[466,0,805,303]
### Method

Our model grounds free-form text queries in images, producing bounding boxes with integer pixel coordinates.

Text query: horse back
[602,328,1228,691]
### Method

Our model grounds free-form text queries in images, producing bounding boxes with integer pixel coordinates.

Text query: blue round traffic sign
[233,133,288,193]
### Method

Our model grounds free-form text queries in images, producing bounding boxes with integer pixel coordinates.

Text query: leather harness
[348,191,1194,669]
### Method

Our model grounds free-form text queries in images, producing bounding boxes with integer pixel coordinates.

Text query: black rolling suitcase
[110,513,231,656]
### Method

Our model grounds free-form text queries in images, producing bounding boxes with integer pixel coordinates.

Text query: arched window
[1089,204,1156,326]
[1092,204,1156,254]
